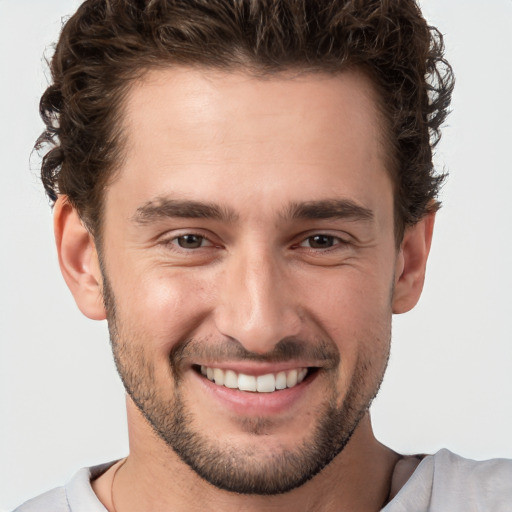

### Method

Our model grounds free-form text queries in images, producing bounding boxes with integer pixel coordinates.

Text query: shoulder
[432,447,512,477]
[13,486,68,512]
[430,449,512,504]
[13,462,115,512]
[384,449,512,512]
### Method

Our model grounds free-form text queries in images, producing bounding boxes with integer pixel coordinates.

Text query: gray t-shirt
[14,449,512,511]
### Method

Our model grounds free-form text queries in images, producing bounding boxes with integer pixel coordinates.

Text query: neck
[94,404,400,512]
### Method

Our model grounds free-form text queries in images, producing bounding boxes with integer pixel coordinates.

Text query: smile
[199,365,309,393]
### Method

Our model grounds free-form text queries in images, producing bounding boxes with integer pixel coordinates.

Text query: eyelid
[159,229,221,249]
[300,236,348,249]
[172,235,212,248]
[293,230,351,248]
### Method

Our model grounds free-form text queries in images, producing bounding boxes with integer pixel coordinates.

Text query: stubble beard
[102,275,390,496]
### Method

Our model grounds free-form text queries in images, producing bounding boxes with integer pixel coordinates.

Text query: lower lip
[193,370,319,416]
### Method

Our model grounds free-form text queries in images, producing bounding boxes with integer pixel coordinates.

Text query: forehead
[106,67,392,222]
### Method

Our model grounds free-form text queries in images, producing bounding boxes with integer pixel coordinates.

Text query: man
[14,0,511,510]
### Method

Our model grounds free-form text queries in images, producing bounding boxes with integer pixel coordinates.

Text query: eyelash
[296,234,349,251]
[163,233,216,250]
[160,232,350,253]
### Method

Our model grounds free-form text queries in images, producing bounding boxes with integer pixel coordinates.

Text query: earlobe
[392,213,435,314]
[54,196,106,320]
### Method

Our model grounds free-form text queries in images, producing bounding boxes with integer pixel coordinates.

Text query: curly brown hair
[37,0,454,242]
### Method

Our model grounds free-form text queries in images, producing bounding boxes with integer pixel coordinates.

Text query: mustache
[170,336,340,370]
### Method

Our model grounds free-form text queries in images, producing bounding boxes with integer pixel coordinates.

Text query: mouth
[194,365,318,393]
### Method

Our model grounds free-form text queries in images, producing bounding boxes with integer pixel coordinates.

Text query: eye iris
[178,235,203,249]
[309,235,334,249]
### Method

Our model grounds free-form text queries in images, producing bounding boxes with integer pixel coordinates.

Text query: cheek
[111,265,217,353]
[303,262,394,328]
[317,284,392,406]
[301,265,393,371]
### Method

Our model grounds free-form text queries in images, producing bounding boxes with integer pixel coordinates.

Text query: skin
[55,68,434,511]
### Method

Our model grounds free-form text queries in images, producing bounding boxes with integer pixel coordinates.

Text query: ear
[54,196,106,320]
[392,213,435,314]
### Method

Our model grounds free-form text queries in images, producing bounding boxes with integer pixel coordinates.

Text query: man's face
[100,68,400,494]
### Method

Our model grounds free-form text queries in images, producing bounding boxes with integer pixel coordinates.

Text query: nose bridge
[215,242,299,354]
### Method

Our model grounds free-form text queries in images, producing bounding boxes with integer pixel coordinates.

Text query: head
[43,0,453,498]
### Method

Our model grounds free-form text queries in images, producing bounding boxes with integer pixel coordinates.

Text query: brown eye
[176,235,205,249]
[306,235,336,249]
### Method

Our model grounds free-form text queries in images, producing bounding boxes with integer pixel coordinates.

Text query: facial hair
[102,273,390,495]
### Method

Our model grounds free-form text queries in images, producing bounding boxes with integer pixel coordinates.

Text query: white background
[1,1,511,509]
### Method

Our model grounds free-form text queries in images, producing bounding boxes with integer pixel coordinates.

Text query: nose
[214,245,301,355]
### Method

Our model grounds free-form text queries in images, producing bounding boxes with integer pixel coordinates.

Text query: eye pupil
[178,235,203,249]
[309,235,334,249]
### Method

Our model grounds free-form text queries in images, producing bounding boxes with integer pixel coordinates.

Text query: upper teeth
[200,366,308,393]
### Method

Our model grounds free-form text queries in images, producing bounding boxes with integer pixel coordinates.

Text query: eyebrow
[133,198,239,224]
[133,197,373,225]
[283,199,374,222]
